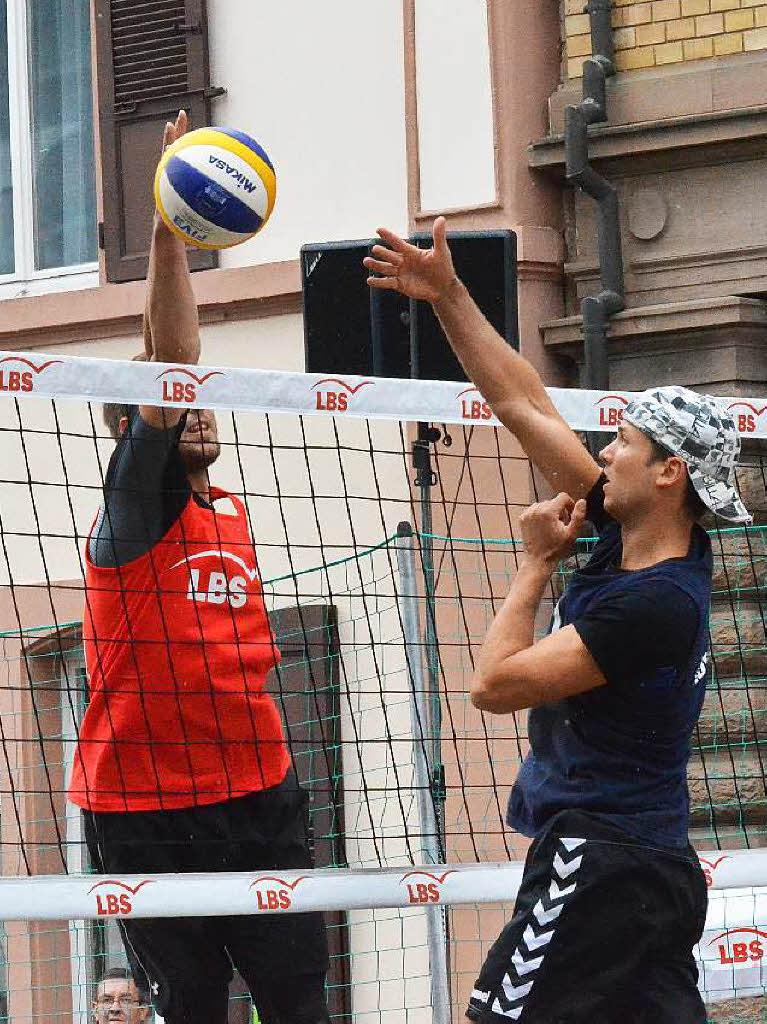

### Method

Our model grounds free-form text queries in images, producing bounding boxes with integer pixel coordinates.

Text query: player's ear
[118,416,129,436]
[657,455,686,489]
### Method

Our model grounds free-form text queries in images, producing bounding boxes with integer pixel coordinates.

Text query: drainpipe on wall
[564,0,625,406]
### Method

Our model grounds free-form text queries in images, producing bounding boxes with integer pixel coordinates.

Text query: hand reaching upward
[364,216,459,305]
[145,109,190,360]
[162,108,188,153]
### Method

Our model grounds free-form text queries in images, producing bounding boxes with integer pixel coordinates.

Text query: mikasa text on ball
[154,127,277,249]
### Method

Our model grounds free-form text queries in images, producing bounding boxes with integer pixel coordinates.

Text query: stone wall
[565,0,767,78]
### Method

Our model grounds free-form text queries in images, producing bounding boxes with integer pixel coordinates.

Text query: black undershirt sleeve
[89,410,191,568]
[586,473,613,534]
[572,580,700,687]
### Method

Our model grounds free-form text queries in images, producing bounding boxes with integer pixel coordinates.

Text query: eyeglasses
[95,995,141,1009]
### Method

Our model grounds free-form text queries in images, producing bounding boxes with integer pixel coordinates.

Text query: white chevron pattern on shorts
[548,877,577,901]
[486,837,587,1019]
[553,851,583,879]
[471,988,491,1003]
[501,977,534,1002]
[492,998,523,1020]
[511,949,544,975]
[522,923,554,951]
[533,897,564,927]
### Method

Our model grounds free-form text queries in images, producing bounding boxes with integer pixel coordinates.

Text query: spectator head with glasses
[93,968,150,1024]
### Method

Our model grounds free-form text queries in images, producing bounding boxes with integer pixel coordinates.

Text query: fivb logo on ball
[155,127,277,249]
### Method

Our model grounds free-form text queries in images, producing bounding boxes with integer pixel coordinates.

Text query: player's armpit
[470,624,607,714]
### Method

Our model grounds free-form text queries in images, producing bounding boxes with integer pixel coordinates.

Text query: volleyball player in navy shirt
[366,219,750,1023]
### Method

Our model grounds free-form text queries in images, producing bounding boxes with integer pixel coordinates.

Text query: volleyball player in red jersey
[68,112,329,1024]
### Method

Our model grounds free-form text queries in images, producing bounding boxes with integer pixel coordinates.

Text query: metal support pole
[396,522,450,1024]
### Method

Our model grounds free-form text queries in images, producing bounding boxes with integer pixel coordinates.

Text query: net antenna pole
[396,521,450,1024]
[412,422,445,804]
[408,296,447,838]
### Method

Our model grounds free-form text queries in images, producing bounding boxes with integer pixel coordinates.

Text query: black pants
[466,811,708,1024]
[85,771,329,1024]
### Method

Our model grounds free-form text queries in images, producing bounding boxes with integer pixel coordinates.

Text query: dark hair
[95,966,149,1003]
[102,353,146,441]
[647,437,708,521]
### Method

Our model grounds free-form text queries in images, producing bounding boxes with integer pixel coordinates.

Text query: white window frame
[0,0,99,299]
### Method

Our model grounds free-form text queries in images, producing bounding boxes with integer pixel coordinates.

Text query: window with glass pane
[26,0,96,271]
[0,1,13,277]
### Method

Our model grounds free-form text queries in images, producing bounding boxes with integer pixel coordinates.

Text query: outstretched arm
[140,109,201,430]
[90,112,197,568]
[365,218,601,500]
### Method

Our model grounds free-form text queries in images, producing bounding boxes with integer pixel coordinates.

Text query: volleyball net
[0,351,765,1021]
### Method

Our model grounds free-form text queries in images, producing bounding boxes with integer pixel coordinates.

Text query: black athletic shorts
[466,810,708,1024]
[84,770,329,1024]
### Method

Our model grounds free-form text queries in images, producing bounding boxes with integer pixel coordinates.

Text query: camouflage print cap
[623,385,751,524]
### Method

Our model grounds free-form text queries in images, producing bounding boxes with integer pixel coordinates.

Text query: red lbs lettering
[718,939,764,965]
[96,893,132,916]
[407,883,440,904]
[315,391,348,413]
[162,380,197,403]
[256,888,291,910]
[0,370,33,393]
[737,414,756,433]
[461,399,492,421]
[599,407,623,427]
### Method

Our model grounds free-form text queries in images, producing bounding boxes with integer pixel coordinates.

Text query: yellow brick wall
[565,0,767,78]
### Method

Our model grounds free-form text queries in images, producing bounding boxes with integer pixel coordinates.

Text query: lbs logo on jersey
[169,550,259,609]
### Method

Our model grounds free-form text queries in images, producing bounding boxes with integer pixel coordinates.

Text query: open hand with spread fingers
[364,216,459,305]
[519,493,587,568]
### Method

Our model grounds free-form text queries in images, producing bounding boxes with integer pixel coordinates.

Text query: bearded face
[177,409,221,472]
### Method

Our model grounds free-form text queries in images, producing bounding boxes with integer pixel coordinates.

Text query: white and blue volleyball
[154,127,277,249]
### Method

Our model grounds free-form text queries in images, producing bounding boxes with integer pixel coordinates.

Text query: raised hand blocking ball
[154,127,276,249]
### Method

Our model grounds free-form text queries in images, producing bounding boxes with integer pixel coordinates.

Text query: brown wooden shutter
[268,604,351,1021]
[94,0,224,282]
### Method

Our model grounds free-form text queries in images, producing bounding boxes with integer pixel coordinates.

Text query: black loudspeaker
[301,231,518,381]
[409,230,518,381]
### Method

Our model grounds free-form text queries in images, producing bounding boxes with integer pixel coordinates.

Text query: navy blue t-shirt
[507,476,712,850]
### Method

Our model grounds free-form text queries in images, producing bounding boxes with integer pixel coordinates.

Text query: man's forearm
[146,221,201,366]
[474,558,553,700]
[432,279,550,416]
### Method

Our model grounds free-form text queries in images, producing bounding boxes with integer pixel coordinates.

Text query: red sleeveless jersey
[69,488,288,812]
